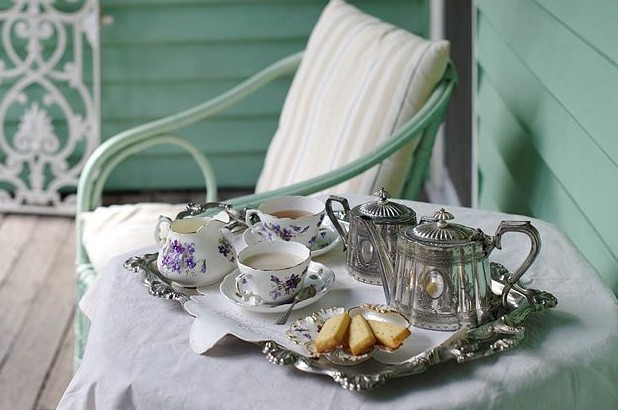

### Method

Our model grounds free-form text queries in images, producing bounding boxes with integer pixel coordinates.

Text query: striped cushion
[255,0,449,196]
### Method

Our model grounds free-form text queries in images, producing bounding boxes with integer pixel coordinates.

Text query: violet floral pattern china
[235,240,311,304]
[217,239,235,263]
[268,268,306,300]
[160,239,206,275]
[214,262,335,313]
[155,215,236,287]
[262,222,315,245]
[245,196,326,248]
[160,238,235,277]
[237,267,308,302]
[285,307,373,366]
[243,220,342,257]
[286,305,410,366]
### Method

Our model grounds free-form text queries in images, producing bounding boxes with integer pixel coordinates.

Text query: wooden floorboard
[35,314,75,410]
[0,188,295,408]
[0,215,39,287]
[0,216,75,410]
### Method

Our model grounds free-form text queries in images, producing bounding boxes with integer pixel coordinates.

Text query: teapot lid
[405,208,483,245]
[354,187,416,223]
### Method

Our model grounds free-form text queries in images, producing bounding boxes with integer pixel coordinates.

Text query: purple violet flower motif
[160,240,207,277]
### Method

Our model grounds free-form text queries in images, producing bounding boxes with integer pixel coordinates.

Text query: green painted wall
[99,0,430,191]
[476,0,618,293]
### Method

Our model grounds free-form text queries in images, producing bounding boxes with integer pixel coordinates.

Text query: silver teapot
[361,208,541,331]
[325,188,416,285]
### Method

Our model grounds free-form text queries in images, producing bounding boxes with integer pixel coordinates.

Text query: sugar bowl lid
[353,187,416,224]
[405,208,482,245]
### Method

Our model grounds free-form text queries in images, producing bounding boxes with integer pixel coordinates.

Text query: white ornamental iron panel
[0,0,99,215]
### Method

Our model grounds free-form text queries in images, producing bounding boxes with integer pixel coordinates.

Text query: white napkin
[182,265,387,355]
[184,296,275,354]
[182,228,393,355]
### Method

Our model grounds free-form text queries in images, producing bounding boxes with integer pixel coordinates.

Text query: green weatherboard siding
[98,0,430,190]
[0,1,429,192]
[476,0,618,294]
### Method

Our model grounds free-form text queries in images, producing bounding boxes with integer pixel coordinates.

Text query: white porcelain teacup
[235,241,311,304]
[245,196,325,248]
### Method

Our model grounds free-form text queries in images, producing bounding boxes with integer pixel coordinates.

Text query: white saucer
[215,261,335,313]
[242,222,341,257]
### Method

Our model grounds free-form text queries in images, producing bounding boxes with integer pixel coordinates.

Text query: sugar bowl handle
[494,221,541,307]
[325,195,351,251]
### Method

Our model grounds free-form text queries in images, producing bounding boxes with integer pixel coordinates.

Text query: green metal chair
[74,51,456,364]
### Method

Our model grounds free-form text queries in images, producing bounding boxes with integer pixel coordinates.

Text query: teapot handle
[154,215,173,249]
[325,196,351,251]
[494,221,541,307]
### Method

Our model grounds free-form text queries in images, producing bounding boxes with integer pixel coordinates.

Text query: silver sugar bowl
[325,188,416,285]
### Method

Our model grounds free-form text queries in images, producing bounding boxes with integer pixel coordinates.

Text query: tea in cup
[235,241,311,304]
[245,196,325,248]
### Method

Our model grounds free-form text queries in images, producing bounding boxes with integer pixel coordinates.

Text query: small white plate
[286,304,411,366]
[213,261,335,313]
[242,222,341,257]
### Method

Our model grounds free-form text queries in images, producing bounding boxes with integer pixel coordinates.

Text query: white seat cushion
[256,0,449,197]
[81,203,186,274]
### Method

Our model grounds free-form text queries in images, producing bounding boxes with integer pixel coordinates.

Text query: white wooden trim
[471,0,479,208]
[425,170,462,207]
[428,0,462,206]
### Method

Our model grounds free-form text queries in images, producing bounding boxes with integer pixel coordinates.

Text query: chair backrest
[255,0,450,198]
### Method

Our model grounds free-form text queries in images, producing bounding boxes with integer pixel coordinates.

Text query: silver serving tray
[125,253,557,391]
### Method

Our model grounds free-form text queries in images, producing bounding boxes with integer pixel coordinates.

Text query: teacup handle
[493,221,541,307]
[244,209,261,230]
[154,215,173,249]
[325,195,351,251]
[235,273,262,302]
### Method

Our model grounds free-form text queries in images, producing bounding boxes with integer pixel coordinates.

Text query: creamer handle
[154,215,173,249]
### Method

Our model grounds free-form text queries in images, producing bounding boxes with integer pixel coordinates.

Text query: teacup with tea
[235,241,311,304]
[245,196,325,248]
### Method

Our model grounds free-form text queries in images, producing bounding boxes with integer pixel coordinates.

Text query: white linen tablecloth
[59,195,618,410]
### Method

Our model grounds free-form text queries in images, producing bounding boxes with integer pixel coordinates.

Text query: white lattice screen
[0,0,100,215]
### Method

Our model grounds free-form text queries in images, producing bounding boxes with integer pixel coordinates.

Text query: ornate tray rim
[124,253,558,391]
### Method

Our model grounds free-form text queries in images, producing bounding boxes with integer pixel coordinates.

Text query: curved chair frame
[74,50,457,363]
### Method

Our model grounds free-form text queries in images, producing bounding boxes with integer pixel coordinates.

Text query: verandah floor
[0,189,248,409]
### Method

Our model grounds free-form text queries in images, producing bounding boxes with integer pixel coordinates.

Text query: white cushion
[81,203,186,274]
[256,0,449,197]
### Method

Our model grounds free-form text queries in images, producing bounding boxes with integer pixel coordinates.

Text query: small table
[59,195,618,409]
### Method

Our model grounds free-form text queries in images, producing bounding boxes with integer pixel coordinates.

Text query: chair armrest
[77,51,303,216]
[89,134,218,205]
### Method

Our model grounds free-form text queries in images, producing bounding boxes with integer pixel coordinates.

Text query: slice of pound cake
[367,319,411,349]
[315,313,351,353]
[348,315,376,355]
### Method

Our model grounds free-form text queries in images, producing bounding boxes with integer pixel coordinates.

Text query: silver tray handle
[261,278,557,391]
[124,254,190,305]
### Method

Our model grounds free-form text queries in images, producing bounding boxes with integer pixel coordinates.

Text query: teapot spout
[359,215,396,306]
